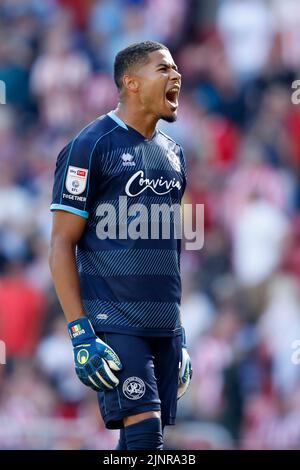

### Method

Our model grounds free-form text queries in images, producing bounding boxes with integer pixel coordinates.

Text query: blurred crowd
[1,0,300,449]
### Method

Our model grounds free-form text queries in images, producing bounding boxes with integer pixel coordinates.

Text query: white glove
[177,327,193,399]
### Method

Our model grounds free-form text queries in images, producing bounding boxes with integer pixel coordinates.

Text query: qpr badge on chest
[65,166,88,195]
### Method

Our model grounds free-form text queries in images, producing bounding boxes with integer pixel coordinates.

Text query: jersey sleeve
[50,135,100,219]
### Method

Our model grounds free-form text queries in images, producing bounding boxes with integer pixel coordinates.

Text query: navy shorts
[96,333,182,429]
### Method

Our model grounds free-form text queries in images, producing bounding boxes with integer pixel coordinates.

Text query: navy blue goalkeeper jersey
[51,111,186,337]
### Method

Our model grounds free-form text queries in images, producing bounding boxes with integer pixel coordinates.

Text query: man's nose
[171,69,181,81]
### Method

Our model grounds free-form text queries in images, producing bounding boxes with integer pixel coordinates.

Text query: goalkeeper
[49,41,192,451]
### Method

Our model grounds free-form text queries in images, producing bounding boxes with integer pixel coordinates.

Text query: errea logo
[121,153,135,167]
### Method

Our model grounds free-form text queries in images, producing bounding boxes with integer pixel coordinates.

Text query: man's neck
[114,103,158,139]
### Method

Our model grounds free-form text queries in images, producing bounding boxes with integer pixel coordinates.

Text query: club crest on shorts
[122,376,146,400]
[66,166,88,195]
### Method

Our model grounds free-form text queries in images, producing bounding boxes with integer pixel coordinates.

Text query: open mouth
[165,86,179,109]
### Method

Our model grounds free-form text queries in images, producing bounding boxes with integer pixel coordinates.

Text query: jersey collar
[107,110,158,141]
[107,111,128,130]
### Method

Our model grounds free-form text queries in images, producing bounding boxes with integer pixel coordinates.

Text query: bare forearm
[49,240,85,323]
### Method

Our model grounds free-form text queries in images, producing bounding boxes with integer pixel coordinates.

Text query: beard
[160,113,177,123]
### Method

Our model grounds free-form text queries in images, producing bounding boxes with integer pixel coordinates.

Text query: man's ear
[122,75,139,93]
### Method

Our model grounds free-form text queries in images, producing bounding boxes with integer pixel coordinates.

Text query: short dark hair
[114,40,168,90]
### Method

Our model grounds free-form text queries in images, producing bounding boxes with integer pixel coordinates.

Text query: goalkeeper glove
[177,326,193,399]
[68,317,122,392]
